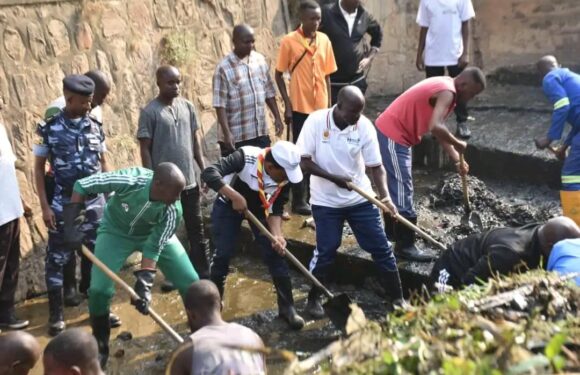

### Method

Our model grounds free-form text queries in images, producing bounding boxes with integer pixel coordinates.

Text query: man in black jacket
[320,0,383,103]
[201,141,305,330]
[430,217,580,292]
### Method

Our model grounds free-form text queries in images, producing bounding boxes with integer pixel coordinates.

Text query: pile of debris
[287,271,580,374]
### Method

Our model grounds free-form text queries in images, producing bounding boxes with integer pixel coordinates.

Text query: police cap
[62,74,95,96]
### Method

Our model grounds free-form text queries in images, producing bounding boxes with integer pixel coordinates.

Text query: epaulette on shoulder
[37,113,59,129]
[88,113,102,126]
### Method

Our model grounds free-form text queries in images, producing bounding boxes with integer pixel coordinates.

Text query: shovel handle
[244,210,334,298]
[459,154,471,212]
[347,183,447,251]
[81,247,184,344]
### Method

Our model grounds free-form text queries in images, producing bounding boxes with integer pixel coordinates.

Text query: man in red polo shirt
[376,67,486,261]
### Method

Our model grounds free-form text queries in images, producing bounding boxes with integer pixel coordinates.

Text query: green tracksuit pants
[88,231,199,317]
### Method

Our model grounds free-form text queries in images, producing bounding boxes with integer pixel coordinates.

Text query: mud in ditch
[20,256,389,375]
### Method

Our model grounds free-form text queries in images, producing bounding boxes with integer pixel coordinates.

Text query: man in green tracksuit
[65,163,199,369]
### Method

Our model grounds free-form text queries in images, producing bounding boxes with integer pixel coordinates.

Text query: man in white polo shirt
[415,0,475,139]
[297,86,404,318]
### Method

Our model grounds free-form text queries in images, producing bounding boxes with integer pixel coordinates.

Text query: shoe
[282,211,291,221]
[160,280,177,293]
[0,311,29,330]
[291,182,312,216]
[455,122,471,139]
[394,218,437,262]
[109,313,122,328]
[273,277,305,330]
[48,289,66,336]
[306,286,325,319]
[91,314,111,370]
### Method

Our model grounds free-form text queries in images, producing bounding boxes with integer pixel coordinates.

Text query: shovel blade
[461,211,483,231]
[323,293,353,332]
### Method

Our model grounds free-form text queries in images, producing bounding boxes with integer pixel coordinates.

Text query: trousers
[0,219,20,314]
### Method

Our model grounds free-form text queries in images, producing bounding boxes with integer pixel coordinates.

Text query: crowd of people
[1,0,579,373]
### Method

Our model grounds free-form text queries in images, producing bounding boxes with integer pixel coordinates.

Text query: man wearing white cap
[201,141,305,330]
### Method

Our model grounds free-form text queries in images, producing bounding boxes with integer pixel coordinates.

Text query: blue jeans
[377,130,416,218]
[309,202,398,279]
[210,199,289,279]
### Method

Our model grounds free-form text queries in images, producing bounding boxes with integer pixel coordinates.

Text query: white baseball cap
[271,141,303,184]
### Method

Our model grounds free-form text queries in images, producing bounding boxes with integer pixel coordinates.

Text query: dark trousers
[219,135,271,157]
[291,112,310,144]
[330,77,368,105]
[210,199,289,280]
[0,219,20,315]
[309,202,398,280]
[426,65,468,123]
[181,186,209,278]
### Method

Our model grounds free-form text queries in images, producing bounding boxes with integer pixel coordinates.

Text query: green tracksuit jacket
[73,167,182,262]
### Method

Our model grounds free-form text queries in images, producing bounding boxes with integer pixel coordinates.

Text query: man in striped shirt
[66,163,199,369]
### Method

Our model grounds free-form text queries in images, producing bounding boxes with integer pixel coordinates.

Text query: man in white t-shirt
[297,86,404,318]
[0,122,31,330]
[415,0,476,139]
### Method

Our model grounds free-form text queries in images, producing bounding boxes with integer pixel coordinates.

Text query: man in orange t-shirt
[275,0,337,215]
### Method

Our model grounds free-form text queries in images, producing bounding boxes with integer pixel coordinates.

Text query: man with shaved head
[139,65,209,285]
[0,332,40,375]
[534,56,580,226]
[213,24,284,157]
[67,163,199,368]
[430,217,580,292]
[168,281,265,374]
[297,85,405,318]
[43,329,103,375]
[376,67,485,262]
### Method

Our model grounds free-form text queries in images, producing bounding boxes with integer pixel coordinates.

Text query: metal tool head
[461,210,484,231]
[323,293,353,332]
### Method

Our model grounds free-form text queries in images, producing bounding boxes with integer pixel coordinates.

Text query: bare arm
[193,130,206,172]
[429,91,466,161]
[416,27,428,71]
[459,21,470,68]
[300,156,350,189]
[369,165,390,200]
[34,156,56,229]
[326,75,332,108]
[215,107,235,150]
[169,342,193,375]
[139,138,153,169]
[275,70,293,126]
[100,152,111,172]
[266,97,284,136]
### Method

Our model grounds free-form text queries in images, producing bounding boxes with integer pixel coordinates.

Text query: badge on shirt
[122,203,129,212]
[322,129,330,143]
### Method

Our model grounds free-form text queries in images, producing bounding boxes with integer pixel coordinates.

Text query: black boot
[291,182,311,215]
[210,274,226,299]
[394,218,437,262]
[379,270,405,305]
[48,289,66,336]
[91,314,111,370]
[306,286,325,319]
[63,257,82,307]
[383,214,396,239]
[272,277,305,330]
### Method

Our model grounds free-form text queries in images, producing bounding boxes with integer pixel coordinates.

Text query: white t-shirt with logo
[297,107,382,208]
[417,0,475,67]
[45,96,103,123]
[0,124,23,226]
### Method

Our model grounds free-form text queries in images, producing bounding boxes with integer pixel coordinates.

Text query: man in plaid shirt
[213,24,284,157]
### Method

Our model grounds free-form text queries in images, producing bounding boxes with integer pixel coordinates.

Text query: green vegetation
[161,31,196,67]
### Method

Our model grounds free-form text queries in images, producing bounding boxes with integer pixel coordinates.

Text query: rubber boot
[91,314,110,370]
[48,289,66,336]
[210,274,226,299]
[272,277,305,330]
[63,257,82,307]
[79,253,92,296]
[306,286,325,319]
[394,218,437,262]
[379,269,405,305]
[383,214,396,239]
[291,182,311,215]
[109,313,122,328]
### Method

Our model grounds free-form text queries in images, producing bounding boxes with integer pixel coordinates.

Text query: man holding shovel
[375,67,486,261]
[296,86,404,319]
[201,141,305,330]
[64,163,199,368]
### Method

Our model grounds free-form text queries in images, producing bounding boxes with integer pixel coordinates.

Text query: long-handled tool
[346,182,447,251]
[244,210,352,331]
[459,154,483,231]
[81,247,184,344]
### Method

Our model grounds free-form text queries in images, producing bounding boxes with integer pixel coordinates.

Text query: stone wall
[0,0,289,300]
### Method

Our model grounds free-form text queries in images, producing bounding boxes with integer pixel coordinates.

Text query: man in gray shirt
[138,66,209,282]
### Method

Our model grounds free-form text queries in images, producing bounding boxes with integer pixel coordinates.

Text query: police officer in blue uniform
[33,75,111,336]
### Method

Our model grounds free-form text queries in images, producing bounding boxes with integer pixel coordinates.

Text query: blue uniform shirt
[543,68,580,146]
[33,111,106,199]
[547,238,580,286]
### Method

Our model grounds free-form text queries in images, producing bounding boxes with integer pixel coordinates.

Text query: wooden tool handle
[347,183,447,251]
[244,210,334,298]
[81,247,184,344]
[459,154,471,212]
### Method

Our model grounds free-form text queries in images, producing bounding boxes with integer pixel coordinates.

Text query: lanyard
[257,149,287,217]
[296,27,316,55]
